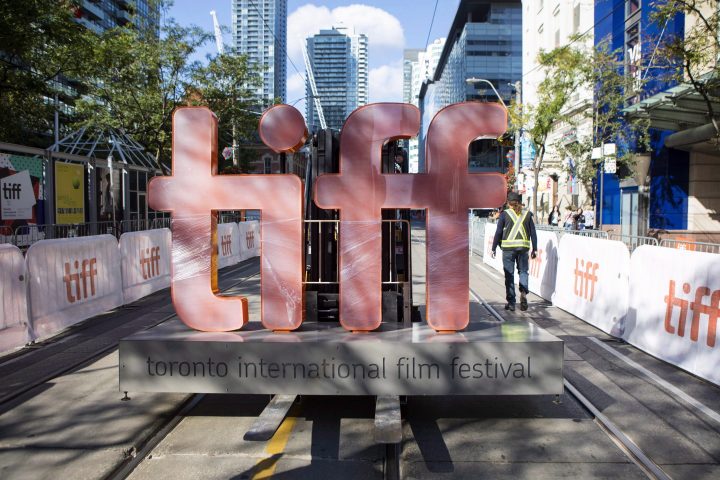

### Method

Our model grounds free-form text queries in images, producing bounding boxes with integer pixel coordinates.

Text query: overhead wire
[522,0,628,80]
[424,0,440,52]
[246,0,303,78]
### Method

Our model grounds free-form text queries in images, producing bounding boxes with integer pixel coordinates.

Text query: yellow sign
[55,163,85,224]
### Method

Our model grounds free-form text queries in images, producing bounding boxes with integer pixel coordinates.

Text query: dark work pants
[502,249,529,304]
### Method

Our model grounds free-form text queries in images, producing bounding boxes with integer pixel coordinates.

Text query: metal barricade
[608,233,659,252]
[0,225,13,244]
[150,217,171,230]
[469,217,487,257]
[560,229,609,239]
[660,238,720,254]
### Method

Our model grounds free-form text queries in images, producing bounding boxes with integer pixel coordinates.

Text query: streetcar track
[469,260,671,479]
[0,261,261,410]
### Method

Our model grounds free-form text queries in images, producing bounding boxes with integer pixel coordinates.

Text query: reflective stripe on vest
[501,209,531,249]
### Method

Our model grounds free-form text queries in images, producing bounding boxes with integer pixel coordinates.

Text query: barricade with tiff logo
[626,245,720,385]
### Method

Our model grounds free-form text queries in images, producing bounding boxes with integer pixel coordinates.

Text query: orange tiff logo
[573,258,599,301]
[140,246,161,280]
[63,258,98,303]
[529,249,544,278]
[664,280,720,347]
[220,234,233,256]
[149,102,507,333]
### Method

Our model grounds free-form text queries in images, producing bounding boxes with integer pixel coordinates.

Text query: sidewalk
[469,253,720,478]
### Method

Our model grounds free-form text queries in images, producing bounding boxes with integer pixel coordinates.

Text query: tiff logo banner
[149,103,506,332]
[664,280,720,348]
[140,246,161,280]
[63,258,98,303]
[246,230,255,249]
[220,234,233,256]
[574,258,599,301]
[529,249,544,278]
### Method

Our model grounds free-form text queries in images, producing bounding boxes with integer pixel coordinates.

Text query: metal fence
[608,233,659,252]
[660,238,720,254]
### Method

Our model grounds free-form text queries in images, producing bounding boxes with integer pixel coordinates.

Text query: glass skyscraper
[418,0,521,173]
[75,1,159,36]
[306,27,368,131]
[232,0,287,105]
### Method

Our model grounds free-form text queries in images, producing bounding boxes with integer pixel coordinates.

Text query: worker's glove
[491,250,496,259]
[531,250,537,259]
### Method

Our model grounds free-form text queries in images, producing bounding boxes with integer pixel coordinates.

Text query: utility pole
[513,81,521,192]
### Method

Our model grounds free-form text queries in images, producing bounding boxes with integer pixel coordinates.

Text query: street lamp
[466,78,521,192]
[465,77,507,108]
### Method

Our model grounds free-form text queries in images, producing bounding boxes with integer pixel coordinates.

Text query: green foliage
[512,44,587,214]
[75,3,208,171]
[651,0,719,136]
[0,0,94,146]
[554,41,651,198]
[187,51,263,170]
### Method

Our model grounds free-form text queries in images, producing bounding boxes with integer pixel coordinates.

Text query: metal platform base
[119,320,563,396]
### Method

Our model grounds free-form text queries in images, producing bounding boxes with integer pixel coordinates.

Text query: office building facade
[403,38,445,172]
[75,0,159,35]
[521,0,594,215]
[306,27,368,131]
[232,0,287,104]
[418,0,522,173]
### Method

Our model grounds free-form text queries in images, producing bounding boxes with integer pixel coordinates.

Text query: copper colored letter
[149,107,304,332]
[315,102,506,332]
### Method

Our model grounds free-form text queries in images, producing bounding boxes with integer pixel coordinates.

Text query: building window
[263,155,273,174]
[626,0,640,17]
[573,4,581,34]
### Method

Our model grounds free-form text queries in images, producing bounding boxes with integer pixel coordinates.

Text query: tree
[0,0,94,146]
[75,2,208,171]
[512,45,587,215]
[554,42,651,206]
[652,0,719,143]
[187,52,263,171]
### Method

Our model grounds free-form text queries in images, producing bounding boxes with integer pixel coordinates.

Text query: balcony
[82,0,104,21]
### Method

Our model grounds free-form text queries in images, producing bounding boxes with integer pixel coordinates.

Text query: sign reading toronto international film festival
[148,102,508,333]
[120,102,565,396]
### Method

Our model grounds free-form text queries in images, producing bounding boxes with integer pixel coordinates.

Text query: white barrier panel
[552,235,630,336]
[120,229,171,303]
[26,235,123,339]
[482,223,503,272]
[0,244,31,352]
[237,221,251,261]
[528,230,559,301]
[249,220,260,257]
[217,222,240,268]
[625,246,720,386]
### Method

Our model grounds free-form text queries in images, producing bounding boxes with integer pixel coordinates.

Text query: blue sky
[169,1,458,112]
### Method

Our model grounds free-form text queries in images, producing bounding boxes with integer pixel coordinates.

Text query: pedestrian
[548,205,560,226]
[562,207,574,230]
[574,208,586,230]
[491,192,538,312]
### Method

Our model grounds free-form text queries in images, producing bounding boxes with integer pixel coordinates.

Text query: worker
[491,192,538,312]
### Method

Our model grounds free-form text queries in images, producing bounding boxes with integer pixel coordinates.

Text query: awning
[623,76,719,153]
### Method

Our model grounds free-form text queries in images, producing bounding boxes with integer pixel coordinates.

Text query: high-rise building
[75,0,159,35]
[403,38,446,172]
[232,0,287,104]
[418,0,522,174]
[305,27,368,131]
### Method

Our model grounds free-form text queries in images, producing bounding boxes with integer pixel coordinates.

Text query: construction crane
[210,10,224,55]
[302,44,327,130]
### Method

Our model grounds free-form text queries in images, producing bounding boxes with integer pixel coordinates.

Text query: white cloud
[287,4,405,69]
[369,62,403,103]
[286,72,307,115]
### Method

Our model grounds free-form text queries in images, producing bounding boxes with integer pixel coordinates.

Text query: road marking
[251,415,297,479]
[588,336,720,426]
